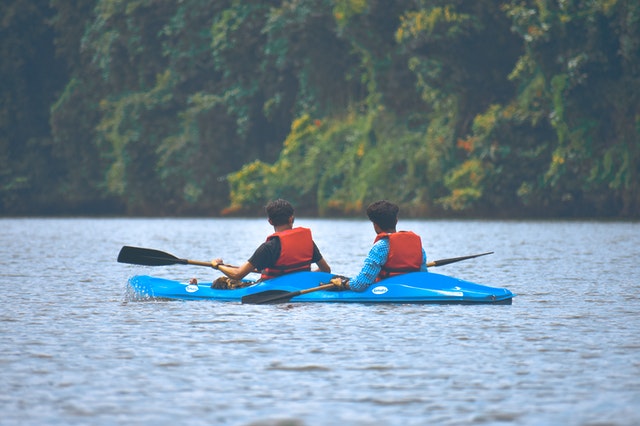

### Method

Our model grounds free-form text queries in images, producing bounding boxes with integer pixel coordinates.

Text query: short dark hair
[265,199,294,226]
[366,200,399,230]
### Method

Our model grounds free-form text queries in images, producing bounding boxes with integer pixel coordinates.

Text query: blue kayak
[128,271,514,304]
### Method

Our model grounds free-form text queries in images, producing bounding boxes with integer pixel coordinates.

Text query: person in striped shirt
[331,200,428,292]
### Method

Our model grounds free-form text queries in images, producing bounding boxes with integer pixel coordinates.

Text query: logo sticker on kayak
[371,286,388,295]
[185,284,199,293]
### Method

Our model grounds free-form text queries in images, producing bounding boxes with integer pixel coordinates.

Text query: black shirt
[248,237,323,271]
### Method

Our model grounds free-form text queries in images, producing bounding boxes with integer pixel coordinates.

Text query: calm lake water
[1,218,639,426]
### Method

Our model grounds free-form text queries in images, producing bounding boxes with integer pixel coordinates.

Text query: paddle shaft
[427,251,493,268]
[242,283,336,304]
[186,259,216,267]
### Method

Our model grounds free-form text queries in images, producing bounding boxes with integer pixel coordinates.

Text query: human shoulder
[372,237,390,250]
[249,238,280,269]
[367,238,389,261]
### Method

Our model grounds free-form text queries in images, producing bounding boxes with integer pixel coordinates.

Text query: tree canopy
[1,0,638,217]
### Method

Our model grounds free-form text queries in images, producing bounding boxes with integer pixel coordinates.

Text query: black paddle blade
[117,246,186,266]
[241,290,296,305]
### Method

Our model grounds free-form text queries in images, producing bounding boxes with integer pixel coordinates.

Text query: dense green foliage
[1,0,638,217]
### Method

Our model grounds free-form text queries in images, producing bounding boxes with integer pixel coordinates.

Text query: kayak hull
[128,271,515,304]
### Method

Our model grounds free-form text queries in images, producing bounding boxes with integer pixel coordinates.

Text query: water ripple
[1,218,639,426]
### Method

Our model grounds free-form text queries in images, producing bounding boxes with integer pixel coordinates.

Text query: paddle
[242,251,494,305]
[117,246,221,268]
[426,251,493,267]
[241,283,337,305]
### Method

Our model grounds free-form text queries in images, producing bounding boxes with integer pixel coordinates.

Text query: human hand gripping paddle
[241,251,494,305]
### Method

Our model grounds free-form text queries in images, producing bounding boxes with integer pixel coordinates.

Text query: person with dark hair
[330,200,428,292]
[196,199,331,288]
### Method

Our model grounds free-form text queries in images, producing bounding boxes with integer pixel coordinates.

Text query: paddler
[192,199,331,289]
[330,200,428,292]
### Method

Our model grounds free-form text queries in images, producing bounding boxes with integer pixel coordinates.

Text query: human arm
[344,239,389,292]
[213,259,256,281]
[420,248,428,272]
[310,242,331,272]
[311,242,331,272]
[331,242,425,291]
[314,257,331,273]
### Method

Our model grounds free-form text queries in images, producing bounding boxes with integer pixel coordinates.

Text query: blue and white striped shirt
[348,238,428,292]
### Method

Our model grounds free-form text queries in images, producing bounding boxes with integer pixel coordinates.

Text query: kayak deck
[128,271,514,304]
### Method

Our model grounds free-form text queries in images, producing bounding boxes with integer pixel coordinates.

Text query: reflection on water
[1,218,639,425]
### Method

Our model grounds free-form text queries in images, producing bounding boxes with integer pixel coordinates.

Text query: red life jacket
[374,231,423,281]
[261,227,314,280]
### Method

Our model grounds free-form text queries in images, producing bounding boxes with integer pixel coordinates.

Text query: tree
[0,0,68,213]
